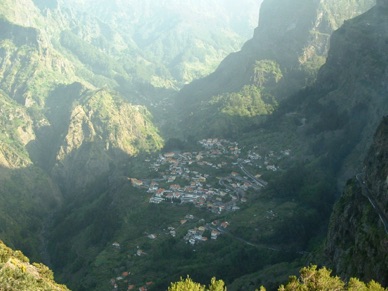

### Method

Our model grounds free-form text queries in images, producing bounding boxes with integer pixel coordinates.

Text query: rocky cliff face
[364,118,388,215]
[288,3,388,184]
[175,0,375,138]
[51,86,163,194]
[0,0,165,189]
[179,0,374,100]
[325,117,388,286]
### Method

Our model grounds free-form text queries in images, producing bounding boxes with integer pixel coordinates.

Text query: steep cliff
[0,90,62,261]
[325,117,388,286]
[281,3,388,184]
[175,0,375,138]
[51,85,163,194]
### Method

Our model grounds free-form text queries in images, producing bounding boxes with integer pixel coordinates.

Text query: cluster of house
[108,141,293,290]
[184,220,229,245]
[131,139,246,211]
[130,139,292,214]
[245,148,291,172]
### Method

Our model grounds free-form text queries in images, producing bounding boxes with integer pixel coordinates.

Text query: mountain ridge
[0,0,387,290]
[174,0,375,138]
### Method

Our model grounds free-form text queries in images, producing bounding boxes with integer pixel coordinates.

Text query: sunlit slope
[50,86,163,193]
[0,241,70,290]
[0,0,165,262]
[175,0,375,138]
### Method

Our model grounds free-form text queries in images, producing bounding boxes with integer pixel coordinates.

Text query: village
[109,139,292,290]
[130,138,290,215]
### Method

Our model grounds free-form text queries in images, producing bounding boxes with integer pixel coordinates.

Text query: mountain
[325,116,388,286]
[0,1,264,288]
[47,84,163,194]
[165,1,388,287]
[174,0,375,138]
[62,0,263,87]
[47,2,388,289]
[0,0,164,264]
[262,1,388,286]
[1,0,261,95]
[272,1,388,184]
[0,0,388,290]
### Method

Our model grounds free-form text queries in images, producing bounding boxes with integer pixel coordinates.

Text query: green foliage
[278,265,387,291]
[60,30,127,77]
[207,277,227,291]
[168,276,206,291]
[0,241,69,290]
[169,266,387,291]
[212,85,277,117]
[168,276,226,291]
[279,265,344,291]
[81,89,164,153]
[252,60,283,87]
[347,278,387,291]
[32,263,54,280]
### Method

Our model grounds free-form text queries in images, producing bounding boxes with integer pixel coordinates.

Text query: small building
[220,221,229,229]
[131,178,143,187]
[211,230,220,239]
[164,152,175,158]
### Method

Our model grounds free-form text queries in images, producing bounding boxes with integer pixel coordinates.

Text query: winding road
[356,173,388,234]
[238,163,267,187]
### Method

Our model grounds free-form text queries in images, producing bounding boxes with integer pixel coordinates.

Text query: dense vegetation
[0,0,387,291]
[169,265,387,291]
[63,0,262,87]
[168,276,226,291]
[213,85,277,117]
[0,241,69,290]
[174,0,375,139]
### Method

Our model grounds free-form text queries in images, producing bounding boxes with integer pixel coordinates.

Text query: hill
[0,0,387,290]
[173,0,375,138]
[0,240,69,290]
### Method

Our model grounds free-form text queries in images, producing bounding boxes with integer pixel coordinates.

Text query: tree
[168,266,387,291]
[168,276,226,291]
[208,277,227,291]
[168,276,205,291]
[278,265,387,291]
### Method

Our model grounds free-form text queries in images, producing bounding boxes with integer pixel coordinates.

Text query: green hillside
[174,0,375,138]
[0,240,69,290]
[0,0,387,290]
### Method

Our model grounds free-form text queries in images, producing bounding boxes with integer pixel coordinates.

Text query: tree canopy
[169,266,387,291]
[168,276,226,291]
